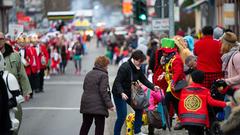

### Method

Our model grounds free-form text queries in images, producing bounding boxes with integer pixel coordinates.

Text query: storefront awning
[184,0,208,12]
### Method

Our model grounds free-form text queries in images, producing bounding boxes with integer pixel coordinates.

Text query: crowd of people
[1,23,240,135]
[79,25,240,135]
[0,27,89,135]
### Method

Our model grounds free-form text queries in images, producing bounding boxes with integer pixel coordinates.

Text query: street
[19,39,107,135]
[18,39,187,135]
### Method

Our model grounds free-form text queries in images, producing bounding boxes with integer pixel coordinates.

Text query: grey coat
[80,66,113,117]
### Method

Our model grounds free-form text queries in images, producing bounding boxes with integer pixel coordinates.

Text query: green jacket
[3,44,32,96]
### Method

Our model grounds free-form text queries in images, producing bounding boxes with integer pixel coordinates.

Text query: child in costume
[179,70,230,135]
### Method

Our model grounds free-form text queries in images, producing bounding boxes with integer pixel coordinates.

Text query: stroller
[208,80,235,135]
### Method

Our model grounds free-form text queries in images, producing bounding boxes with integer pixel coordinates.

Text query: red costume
[38,44,49,69]
[29,46,40,74]
[152,49,168,92]
[163,53,185,99]
[179,83,226,128]
[20,46,33,76]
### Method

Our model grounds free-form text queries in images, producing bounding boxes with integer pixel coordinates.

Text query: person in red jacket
[17,36,33,77]
[38,40,49,92]
[194,26,223,89]
[29,37,40,94]
[179,70,231,135]
[158,38,185,129]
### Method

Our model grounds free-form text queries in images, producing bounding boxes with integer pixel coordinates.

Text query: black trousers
[79,113,105,135]
[39,69,45,91]
[186,126,204,135]
[29,73,40,91]
[165,92,179,114]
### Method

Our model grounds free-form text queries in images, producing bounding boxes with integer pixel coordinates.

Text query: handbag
[174,80,188,92]
[130,69,149,110]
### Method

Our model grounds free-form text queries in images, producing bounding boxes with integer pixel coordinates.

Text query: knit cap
[213,27,224,40]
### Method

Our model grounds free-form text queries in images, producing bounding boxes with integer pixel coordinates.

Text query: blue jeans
[224,95,231,119]
[113,96,143,135]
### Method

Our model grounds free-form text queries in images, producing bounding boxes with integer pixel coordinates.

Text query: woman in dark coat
[80,56,114,135]
[112,50,160,135]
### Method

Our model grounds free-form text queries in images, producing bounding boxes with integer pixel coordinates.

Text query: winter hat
[213,27,224,40]
[184,36,194,52]
[160,38,177,53]
[222,32,238,46]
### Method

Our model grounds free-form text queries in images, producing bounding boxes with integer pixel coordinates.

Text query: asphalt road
[19,39,109,135]
[19,38,187,135]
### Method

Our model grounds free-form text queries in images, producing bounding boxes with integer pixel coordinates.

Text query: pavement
[19,38,187,135]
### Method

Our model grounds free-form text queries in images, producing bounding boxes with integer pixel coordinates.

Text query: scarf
[221,46,240,71]
[160,52,176,65]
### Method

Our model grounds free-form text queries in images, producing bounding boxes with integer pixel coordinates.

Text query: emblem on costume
[184,94,202,111]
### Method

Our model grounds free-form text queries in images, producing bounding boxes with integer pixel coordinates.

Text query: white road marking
[44,81,83,85]
[22,107,80,111]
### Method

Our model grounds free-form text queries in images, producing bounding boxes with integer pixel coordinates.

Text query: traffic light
[138,0,147,22]
[132,0,148,24]
[132,0,139,24]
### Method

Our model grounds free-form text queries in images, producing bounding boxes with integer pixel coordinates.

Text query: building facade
[216,0,240,38]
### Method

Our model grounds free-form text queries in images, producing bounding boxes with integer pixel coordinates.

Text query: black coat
[80,66,113,117]
[112,59,155,98]
[0,74,12,134]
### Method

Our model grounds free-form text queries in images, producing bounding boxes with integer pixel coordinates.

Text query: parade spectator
[72,41,83,75]
[176,28,185,37]
[60,45,67,74]
[0,32,32,135]
[220,32,240,119]
[194,26,223,89]
[80,56,114,135]
[183,35,195,53]
[221,90,240,135]
[213,26,224,40]
[0,65,12,135]
[173,36,192,64]
[179,70,230,135]
[221,32,240,90]
[112,50,160,135]
[0,52,25,134]
[0,32,32,100]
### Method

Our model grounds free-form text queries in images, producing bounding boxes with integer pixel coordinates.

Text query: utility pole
[169,0,174,37]
[161,0,164,18]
